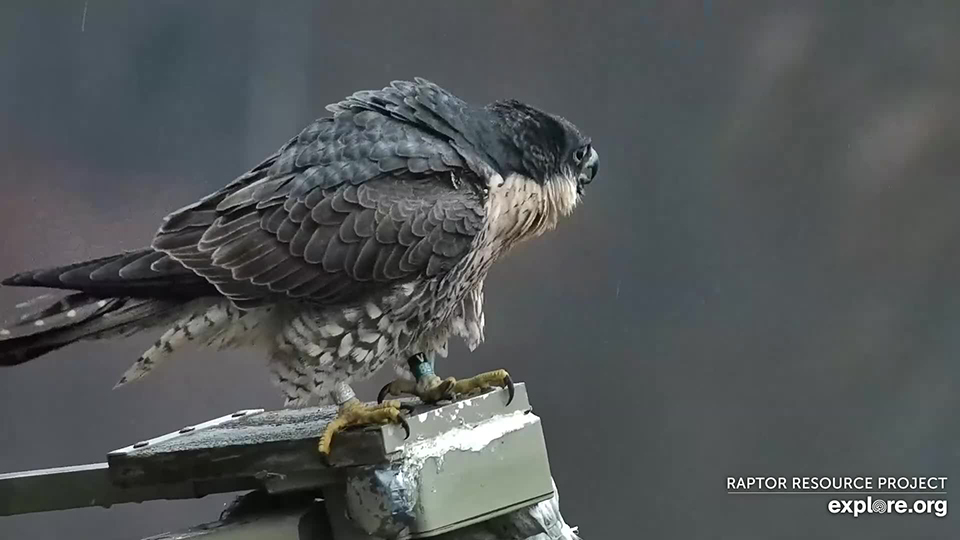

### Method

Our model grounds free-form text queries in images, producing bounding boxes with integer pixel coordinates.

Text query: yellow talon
[379,367,514,406]
[318,398,410,455]
[452,369,514,402]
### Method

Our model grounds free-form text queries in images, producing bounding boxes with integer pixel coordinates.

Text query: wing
[1,248,216,299]
[152,80,489,309]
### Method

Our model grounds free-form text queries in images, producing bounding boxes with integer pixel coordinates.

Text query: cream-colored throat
[484,173,580,245]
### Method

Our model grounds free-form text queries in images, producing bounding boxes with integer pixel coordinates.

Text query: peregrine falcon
[0,79,599,452]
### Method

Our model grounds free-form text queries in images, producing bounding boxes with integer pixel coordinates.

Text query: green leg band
[408,354,434,380]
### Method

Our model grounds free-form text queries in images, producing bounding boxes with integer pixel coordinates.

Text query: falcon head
[486,99,600,198]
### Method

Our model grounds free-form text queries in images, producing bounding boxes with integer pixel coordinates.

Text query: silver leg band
[333,382,356,406]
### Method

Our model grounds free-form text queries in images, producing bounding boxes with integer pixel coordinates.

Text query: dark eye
[573,144,590,163]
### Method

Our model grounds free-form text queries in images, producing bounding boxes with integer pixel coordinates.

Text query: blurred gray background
[1,1,958,538]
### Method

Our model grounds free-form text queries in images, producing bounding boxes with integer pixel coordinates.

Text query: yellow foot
[378,368,514,406]
[318,398,411,456]
[452,369,514,402]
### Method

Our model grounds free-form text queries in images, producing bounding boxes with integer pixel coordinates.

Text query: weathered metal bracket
[0,383,566,539]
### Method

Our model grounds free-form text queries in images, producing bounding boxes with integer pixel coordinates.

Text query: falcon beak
[577,147,599,194]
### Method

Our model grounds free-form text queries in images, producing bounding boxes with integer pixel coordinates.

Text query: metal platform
[0,383,577,539]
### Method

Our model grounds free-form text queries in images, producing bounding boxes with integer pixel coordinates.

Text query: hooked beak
[577,147,599,194]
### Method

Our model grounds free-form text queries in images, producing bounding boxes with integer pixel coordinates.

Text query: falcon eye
[573,144,590,164]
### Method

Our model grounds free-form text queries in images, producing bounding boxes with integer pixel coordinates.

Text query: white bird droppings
[0,329,10,336]
[66,309,77,318]
[401,410,537,475]
[34,320,45,327]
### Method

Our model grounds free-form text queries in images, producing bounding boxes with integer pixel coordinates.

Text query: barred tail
[0,293,185,366]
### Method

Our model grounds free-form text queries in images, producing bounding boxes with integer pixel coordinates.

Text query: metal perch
[0,383,580,539]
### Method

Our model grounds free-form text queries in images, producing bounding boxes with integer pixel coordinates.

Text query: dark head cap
[486,100,598,191]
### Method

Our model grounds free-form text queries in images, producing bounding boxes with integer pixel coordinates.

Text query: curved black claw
[377,383,392,404]
[398,402,418,414]
[398,414,411,440]
[504,373,515,406]
[435,377,457,403]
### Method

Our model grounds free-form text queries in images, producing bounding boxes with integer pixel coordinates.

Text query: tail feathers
[0,293,185,366]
